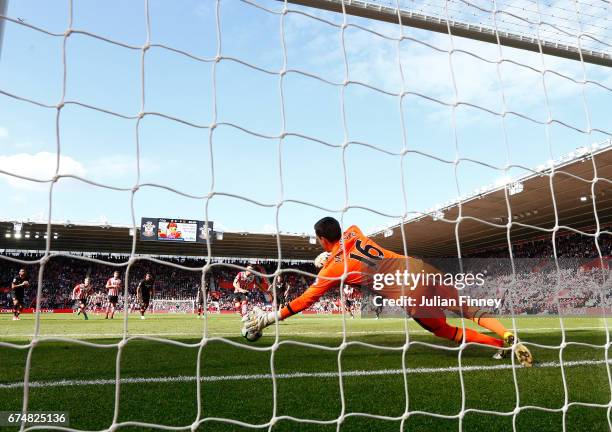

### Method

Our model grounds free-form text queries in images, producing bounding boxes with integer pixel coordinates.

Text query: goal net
[151,299,196,314]
[0,0,611,431]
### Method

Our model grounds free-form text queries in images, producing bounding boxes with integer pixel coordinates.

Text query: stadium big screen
[140,218,214,243]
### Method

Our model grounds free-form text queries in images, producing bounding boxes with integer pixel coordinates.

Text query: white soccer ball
[314,251,331,268]
[241,327,262,343]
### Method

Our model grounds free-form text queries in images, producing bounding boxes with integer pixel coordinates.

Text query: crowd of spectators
[1,228,610,315]
[0,254,327,312]
[457,266,610,316]
[466,227,612,259]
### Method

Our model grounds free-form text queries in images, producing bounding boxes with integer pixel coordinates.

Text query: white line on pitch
[4,326,609,339]
[1,359,610,390]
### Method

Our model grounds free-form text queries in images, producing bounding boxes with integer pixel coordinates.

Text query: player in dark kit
[196,288,205,317]
[136,273,155,320]
[72,277,92,320]
[11,268,30,321]
[197,273,211,318]
[374,304,383,320]
[268,275,287,310]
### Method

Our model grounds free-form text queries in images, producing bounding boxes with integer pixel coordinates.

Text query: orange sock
[474,316,508,339]
[415,316,504,348]
[454,327,504,347]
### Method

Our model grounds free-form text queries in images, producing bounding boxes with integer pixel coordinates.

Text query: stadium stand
[2,226,610,314]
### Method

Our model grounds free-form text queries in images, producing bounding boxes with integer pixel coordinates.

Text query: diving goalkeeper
[242,216,533,367]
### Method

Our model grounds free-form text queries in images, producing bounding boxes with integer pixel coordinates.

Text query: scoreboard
[140,218,214,243]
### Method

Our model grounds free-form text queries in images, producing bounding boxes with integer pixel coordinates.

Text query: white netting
[0,0,611,431]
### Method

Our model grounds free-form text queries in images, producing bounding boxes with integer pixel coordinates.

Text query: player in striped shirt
[233,265,266,317]
[105,271,122,320]
[94,291,103,315]
[72,277,92,320]
[343,285,356,319]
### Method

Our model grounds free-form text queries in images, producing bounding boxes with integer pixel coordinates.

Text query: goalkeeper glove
[242,307,280,333]
[314,251,331,268]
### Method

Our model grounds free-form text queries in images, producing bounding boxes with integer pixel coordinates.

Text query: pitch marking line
[5,326,609,338]
[1,359,610,390]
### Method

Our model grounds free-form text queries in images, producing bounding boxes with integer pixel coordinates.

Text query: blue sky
[0,0,610,236]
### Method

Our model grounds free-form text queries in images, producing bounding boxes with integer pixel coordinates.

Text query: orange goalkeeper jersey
[280,225,438,319]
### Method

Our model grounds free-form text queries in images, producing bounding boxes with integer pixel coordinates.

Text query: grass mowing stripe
[2,359,610,390]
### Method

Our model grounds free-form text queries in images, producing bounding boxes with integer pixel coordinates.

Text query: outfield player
[72,277,92,320]
[196,287,205,317]
[343,285,356,319]
[136,273,155,320]
[233,265,266,317]
[105,271,122,320]
[197,272,211,318]
[11,268,29,321]
[268,275,288,310]
[374,303,383,320]
[243,217,533,367]
[94,291,103,315]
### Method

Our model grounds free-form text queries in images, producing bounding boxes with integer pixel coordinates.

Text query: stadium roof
[0,221,320,261]
[372,142,612,256]
[1,143,611,260]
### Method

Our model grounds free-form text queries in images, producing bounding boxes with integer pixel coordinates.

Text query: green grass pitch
[1,313,611,431]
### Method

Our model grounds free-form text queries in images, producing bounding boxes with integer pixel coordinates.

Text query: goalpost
[286,0,612,66]
[0,0,611,431]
